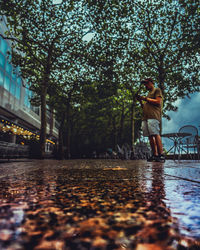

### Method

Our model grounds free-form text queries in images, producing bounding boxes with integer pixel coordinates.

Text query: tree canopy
[0,0,89,157]
[0,0,199,158]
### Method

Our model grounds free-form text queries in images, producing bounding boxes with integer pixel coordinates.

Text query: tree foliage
[0,0,199,158]
[0,0,88,157]
[128,0,200,115]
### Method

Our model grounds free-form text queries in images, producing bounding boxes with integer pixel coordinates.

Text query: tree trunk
[39,52,52,159]
[58,113,65,160]
[39,85,47,159]
[49,106,54,138]
[131,102,136,150]
[158,67,166,135]
[65,101,71,159]
[58,128,64,160]
[158,66,166,94]
[65,126,71,159]
[118,105,125,145]
[111,115,117,149]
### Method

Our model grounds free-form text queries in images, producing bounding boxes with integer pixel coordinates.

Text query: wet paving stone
[0,159,200,249]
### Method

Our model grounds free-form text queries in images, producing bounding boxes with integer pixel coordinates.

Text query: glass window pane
[16,77,21,99]
[0,53,5,69]
[7,48,12,61]
[15,84,21,99]
[4,75,11,91]
[12,67,17,80]
[17,77,21,86]
[24,88,31,108]
[0,37,2,52]
[0,69,4,86]
[6,61,12,75]
[10,81,16,96]
[0,38,8,54]
[32,106,39,115]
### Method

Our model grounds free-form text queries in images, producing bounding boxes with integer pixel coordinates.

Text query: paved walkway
[0,159,200,249]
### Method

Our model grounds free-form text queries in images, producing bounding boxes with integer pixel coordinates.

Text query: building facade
[0,16,58,154]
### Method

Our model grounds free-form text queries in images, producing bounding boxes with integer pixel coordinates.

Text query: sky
[162,92,200,134]
[162,92,200,150]
[53,0,62,3]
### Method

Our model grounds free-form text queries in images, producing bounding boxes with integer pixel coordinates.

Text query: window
[0,69,4,86]
[6,61,12,75]
[16,77,21,99]
[0,37,8,54]
[24,87,31,108]
[31,106,40,115]
[55,120,60,129]
[15,85,21,99]
[0,53,5,69]
[0,37,22,99]
[12,68,17,81]
[10,80,16,96]
[4,75,10,91]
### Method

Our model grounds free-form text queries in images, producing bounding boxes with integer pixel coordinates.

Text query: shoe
[156,154,165,163]
[147,155,159,162]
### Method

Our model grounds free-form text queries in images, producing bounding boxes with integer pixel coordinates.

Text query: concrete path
[0,159,200,249]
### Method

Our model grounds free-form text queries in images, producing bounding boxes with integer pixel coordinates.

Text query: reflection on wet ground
[164,161,200,240]
[0,159,200,249]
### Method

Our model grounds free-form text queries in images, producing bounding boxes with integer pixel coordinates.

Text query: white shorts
[142,119,160,137]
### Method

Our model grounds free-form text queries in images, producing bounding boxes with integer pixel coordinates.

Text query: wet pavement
[0,159,200,250]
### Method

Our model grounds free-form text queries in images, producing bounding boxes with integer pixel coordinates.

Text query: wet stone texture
[0,159,200,250]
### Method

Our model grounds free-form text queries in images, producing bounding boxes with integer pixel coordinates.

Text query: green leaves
[0,0,199,157]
